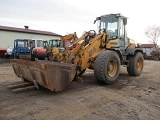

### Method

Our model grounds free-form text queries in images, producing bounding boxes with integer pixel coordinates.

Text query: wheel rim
[137,57,143,71]
[107,59,118,77]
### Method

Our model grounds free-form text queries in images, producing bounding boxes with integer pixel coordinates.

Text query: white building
[0,25,61,48]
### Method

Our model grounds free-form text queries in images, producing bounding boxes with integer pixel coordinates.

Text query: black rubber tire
[94,50,120,84]
[127,52,144,76]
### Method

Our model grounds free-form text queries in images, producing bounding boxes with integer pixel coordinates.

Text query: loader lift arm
[57,30,110,75]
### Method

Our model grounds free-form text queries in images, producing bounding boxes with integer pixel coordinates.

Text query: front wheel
[94,50,120,84]
[127,52,144,76]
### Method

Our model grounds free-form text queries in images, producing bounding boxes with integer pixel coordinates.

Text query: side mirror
[94,17,101,24]
[123,18,127,25]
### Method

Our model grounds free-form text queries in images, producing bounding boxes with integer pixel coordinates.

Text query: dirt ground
[0,60,160,120]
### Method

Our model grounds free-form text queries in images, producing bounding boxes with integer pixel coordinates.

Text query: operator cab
[49,39,62,48]
[31,39,44,48]
[95,13,128,48]
[49,39,64,53]
[13,39,30,58]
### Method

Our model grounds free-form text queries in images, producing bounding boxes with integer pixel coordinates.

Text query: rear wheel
[127,52,144,76]
[94,50,120,84]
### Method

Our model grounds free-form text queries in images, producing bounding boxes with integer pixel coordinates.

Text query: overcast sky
[1,0,160,44]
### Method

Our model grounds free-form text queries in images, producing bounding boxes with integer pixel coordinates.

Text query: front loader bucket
[10,59,76,92]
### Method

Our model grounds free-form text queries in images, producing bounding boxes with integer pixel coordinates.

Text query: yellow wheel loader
[10,13,144,92]
[47,32,78,61]
[47,39,64,61]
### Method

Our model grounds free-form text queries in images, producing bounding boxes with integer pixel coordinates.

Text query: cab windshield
[100,15,118,39]
[17,41,28,47]
[49,40,60,47]
[37,40,43,47]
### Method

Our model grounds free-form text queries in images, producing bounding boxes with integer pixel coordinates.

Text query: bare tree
[145,25,160,48]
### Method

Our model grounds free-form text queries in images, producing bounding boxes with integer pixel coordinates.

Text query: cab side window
[119,19,125,39]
